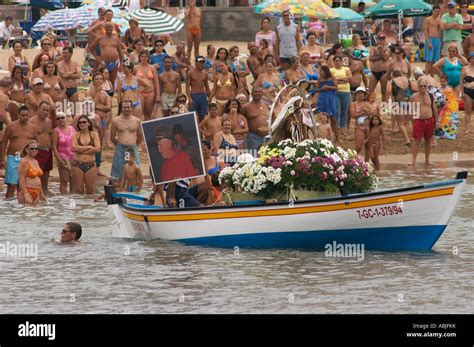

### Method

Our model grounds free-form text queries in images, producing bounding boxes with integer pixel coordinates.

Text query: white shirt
[0,21,15,40]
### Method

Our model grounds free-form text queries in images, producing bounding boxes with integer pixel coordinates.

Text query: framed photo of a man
[141,112,206,185]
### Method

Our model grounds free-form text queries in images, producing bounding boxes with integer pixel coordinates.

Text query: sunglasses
[448,50,457,52]
[42,43,51,46]
[78,121,88,124]
[29,147,39,151]
[61,229,71,234]
[177,99,186,103]
[378,37,385,40]
[419,85,428,88]
[56,116,65,120]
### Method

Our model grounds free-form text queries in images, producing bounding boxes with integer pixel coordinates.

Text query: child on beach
[316,113,333,141]
[122,151,143,192]
[258,39,271,61]
[368,115,385,171]
[199,103,222,143]
[440,75,454,94]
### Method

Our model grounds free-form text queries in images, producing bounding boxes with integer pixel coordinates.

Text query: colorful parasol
[254,0,338,20]
[124,8,184,35]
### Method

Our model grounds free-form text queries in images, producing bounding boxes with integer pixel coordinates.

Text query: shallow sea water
[0,167,473,313]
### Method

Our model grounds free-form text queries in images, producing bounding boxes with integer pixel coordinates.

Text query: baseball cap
[196,55,206,63]
[155,127,173,141]
[447,1,456,7]
[32,77,43,85]
[413,67,424,76]
[355,86,367,94]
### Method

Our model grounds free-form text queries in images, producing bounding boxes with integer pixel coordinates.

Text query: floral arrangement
[219,139,377,198]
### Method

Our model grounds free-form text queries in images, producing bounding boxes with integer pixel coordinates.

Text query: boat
[105,171,468,251]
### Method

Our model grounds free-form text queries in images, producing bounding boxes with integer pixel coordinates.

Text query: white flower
[330,153,342,163]
[340,182,344,186]
[237,153,256,163]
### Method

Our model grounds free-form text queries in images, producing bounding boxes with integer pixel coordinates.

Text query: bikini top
[204,57,213,70]
[220,135,239,150]
[464,75,474,83]
[78,131,95,147]
[26,161,43,178]
[301,65,319,81]
[44,81,61,91]
[216,76,232,87]
[12,82,24,92]
[135,68,154,80]
[207,157,220,175]
[121,77,139,92]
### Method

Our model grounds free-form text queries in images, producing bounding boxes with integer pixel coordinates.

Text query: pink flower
[290,170,296,176]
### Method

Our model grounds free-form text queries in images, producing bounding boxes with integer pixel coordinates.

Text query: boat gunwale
[113,178,465,214]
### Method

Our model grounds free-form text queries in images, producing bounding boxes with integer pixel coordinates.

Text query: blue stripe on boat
[423,179,463,189]
[176,225,447,251]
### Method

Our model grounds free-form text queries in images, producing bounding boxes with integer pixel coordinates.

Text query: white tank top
[277,23,298,59]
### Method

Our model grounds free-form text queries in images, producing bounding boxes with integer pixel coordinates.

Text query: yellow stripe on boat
[123,187,454,222]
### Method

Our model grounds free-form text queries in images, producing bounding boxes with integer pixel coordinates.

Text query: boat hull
[107,174,467,251]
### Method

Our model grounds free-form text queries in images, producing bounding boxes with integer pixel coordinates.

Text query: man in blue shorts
[424,5,442,76]
[186,56,210,122]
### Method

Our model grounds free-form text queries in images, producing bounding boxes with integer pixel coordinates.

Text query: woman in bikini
[224,98,248,149]
[117,62,149,119]
[213,47,230,81]
[71,115,101,194]
[129,38,146,65]
[52,112,75,194]
[284,56,305,85]
[254,60,284,106]
[17,140,46,204]
[42,62,66,104]
[460,53,474,133]
[301,32,324,67]
[134,50,161,121]
[349,87,371,161]
[387,69,412,145]
[123,18,147,52]
[386,46,411,79]
[369,33,391,102]
[88,72,112,150]
[213,117,239,165]
[30,54,50,82]
[8,65,29,122]
[229,45,250,96]
[100,68,114,98]
[210,61,236,116]
[8,40,30,78]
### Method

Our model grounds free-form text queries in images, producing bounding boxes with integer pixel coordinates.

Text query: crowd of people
[0,0,473,207]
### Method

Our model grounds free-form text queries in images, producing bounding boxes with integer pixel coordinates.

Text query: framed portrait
[141,112,206,185]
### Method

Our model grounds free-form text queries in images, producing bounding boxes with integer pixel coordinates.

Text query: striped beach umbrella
[31,7,93,31]
[124,8,184,35]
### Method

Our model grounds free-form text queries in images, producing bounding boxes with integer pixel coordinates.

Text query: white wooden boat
[105,172,468,251]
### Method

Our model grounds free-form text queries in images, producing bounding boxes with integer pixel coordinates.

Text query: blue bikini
[121,79,141,109]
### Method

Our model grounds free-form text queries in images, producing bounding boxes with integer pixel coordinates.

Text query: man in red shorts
[29,101,53,193]
[409,77,439,167]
